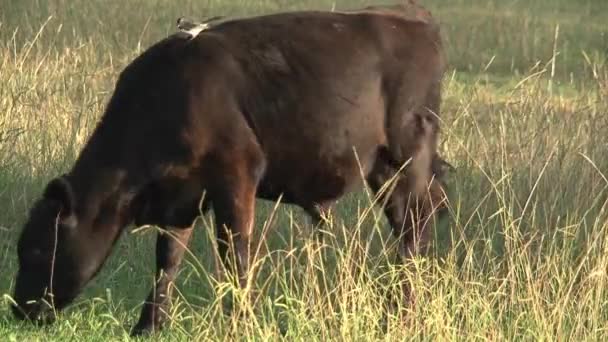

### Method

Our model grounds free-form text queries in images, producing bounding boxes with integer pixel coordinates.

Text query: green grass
[1,0,608,340]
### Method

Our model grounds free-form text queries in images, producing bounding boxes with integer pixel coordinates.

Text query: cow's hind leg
[380,78,447,262]
[368,141,447,305]
[131,227,194,336]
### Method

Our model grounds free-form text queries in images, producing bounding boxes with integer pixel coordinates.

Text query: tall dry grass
[1,0,607,340]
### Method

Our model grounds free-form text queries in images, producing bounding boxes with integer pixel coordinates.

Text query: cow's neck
[67,155,136,235]
[66,117,153,236]
[61,161,136,283]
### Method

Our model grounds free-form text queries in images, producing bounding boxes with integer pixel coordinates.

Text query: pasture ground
[1,0,607,340]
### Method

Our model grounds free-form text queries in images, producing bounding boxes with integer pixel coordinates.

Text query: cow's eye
[27,248,43,262]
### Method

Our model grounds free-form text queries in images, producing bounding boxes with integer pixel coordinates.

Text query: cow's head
[11,176,118,322]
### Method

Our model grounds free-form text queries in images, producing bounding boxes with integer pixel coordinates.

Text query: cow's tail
[431,153,454,184]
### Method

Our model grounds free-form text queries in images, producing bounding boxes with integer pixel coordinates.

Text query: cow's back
[77,5,445,214]
[181,7,445,206]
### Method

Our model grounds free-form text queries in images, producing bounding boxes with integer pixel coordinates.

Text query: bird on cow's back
[176,16,225,39]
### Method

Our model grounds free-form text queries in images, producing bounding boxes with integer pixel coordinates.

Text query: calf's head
[11,176,118,322]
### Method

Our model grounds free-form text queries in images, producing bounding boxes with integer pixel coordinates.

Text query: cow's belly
[256,133,384,208]
[252,74,386,207]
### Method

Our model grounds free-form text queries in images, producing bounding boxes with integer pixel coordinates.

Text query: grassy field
[1,0,607,340]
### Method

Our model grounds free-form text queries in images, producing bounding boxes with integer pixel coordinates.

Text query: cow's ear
[43,175,75,216]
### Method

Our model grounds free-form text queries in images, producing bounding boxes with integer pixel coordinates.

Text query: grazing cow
[11,1,449,335]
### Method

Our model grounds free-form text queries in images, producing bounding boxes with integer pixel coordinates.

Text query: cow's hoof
[130,323,158,337]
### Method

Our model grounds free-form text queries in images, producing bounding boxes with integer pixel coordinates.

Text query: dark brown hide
[13,2,449,335]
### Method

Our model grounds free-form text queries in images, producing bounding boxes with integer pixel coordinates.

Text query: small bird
[176,16,225,39]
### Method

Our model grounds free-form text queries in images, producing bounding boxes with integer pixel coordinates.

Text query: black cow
[12,1,449,335]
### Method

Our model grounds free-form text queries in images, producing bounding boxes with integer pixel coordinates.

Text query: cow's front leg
[131,227,193,336]
[213,175,261,290]
[304,203,333,242]
[211,147,266,293]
